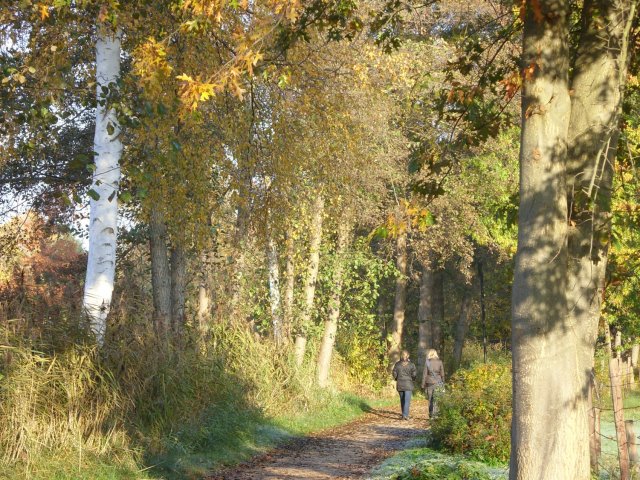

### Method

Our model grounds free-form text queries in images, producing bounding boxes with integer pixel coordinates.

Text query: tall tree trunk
[453,281,474,370]
[417,262,434,378]
[267,233,283,344]
[197,282,211,333]
[282,229,295,341]
[388,229,408,369]
[230,201,250,315]
[316,219,350,387]
[510,2,577,478]
[431,269,444,353]
[170,244,187,336]
[566,0,636,473]
[294,193,324,366]
[150,206,172,338]
[83,24,122,346]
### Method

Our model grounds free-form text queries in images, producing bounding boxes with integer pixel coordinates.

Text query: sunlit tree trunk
[282,229,295,341]
[388,229,408,369]
[566,0,636,472]
[417,262,434,378]
[170,244,186,336]
[510,2,578,478]
[267,233,283,344]
[197,279,211,335]
[150,206,171,338]
[316,219,350,387]
[83,24,122,345]
[294,193,324,365]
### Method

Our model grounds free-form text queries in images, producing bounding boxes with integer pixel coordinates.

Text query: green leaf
[87,189,100,201]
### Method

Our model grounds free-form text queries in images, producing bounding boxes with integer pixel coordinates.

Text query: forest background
[1,0,640,479]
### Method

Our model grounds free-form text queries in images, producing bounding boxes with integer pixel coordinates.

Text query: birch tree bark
[316,219,350,387]
[388,229,408,369]
[510,2,578,478]
[83,24,122,345]
[282,229,295,341]
[267,234,283,344]
[294,193,324,366]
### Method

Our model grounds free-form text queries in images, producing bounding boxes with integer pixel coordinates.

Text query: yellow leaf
[39,4,49,21]
[176,74,194,82]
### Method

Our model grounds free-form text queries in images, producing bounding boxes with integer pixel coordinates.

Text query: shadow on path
[206,401,429,480]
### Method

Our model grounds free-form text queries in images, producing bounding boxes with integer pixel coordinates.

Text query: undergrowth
[0,319,386,480]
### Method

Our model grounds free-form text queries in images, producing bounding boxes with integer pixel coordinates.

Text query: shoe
[402,416,409,421]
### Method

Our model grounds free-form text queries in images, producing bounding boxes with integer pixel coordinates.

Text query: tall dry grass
[0,319,366,479]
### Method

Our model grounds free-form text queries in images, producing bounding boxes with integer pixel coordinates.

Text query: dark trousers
[426,384,439,417]
[398,390,412,419]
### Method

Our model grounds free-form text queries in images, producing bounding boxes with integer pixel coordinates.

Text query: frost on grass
[366,447,508,480]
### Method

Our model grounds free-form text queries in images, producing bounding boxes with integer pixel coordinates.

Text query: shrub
[431,361,511,464]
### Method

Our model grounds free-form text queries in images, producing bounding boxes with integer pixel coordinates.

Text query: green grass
[367,445,508,480]
[0,455,149,480]
[145,392,395,480]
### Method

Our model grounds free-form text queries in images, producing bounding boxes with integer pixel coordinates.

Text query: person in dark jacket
[392,350,417,420]
[421,348,445,419]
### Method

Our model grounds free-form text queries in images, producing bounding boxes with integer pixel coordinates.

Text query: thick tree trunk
[170,244,187,335]
[432,269,444,353]
[417,262,434,378]
[510,1,592,478]
[316,220,350,388]
[282,230,295,341]
[453,282,474,370]
[83,25,122,345]
[295,193,324,366]
[388,229,408,369]
[267,234,283,344]
[150,206,172,338]
[566,0,636,473]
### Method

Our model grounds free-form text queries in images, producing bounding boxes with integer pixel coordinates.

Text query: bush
[431,361,511,464]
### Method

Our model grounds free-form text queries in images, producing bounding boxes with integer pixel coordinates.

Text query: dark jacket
[422,357,445,388]
[392,360,417,392]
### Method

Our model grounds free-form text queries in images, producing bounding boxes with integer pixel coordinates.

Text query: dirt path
[206,400,429,480]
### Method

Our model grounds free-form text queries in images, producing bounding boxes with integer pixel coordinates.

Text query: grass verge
[149,392,394,479]
[367,444,508,480]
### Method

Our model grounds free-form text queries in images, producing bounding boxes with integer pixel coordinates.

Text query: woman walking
[392,350,417,420]
[422,349,445,419]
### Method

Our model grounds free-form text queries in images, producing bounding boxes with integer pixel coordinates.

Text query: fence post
[626,420,639,473]
[611,357,631,480]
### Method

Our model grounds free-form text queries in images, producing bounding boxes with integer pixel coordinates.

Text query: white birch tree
[82,22,122,345]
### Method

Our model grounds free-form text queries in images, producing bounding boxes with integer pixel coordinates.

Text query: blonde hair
[427,349,439,360]
[401,350,410,361]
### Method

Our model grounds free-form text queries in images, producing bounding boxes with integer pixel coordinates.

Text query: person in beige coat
[421,349,445,418]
